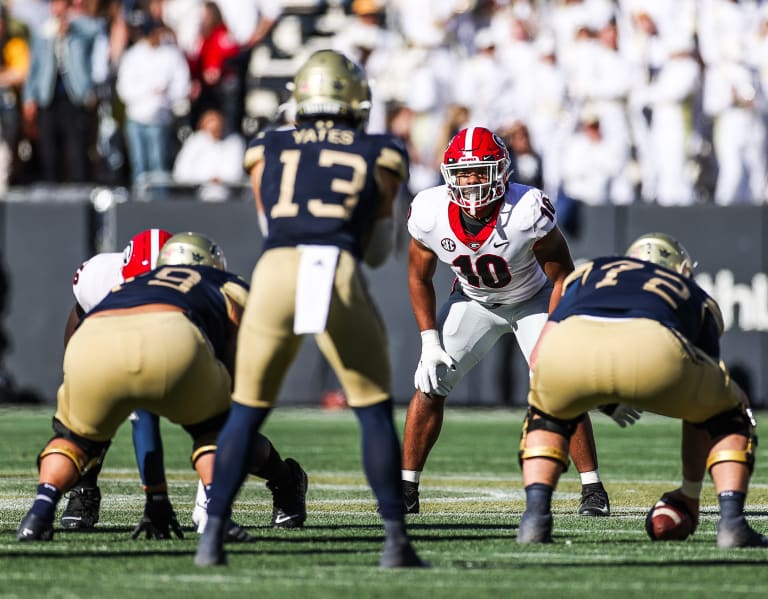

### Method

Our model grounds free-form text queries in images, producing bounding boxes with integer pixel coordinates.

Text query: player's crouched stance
[17,233,307,542]
[516,233,767,549]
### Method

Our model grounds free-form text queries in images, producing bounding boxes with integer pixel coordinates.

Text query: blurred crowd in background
[1,0,768,207]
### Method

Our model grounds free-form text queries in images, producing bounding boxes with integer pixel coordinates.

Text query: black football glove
[598,403,642,427]
[131,492,184,540]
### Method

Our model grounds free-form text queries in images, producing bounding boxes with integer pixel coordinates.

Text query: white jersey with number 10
[407,182,557,305]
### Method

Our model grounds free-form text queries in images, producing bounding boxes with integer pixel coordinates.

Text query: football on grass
[645,500,695,541]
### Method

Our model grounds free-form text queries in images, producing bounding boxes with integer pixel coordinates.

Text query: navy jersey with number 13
[243,121,408,258]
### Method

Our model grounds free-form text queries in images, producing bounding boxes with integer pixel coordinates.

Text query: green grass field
[2,406,768,598]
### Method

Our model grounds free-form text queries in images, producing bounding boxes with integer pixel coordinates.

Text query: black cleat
[380,537,429,568]
[18,511,54,542]
[517,511,553,544]
[717,516,768,548]
[403,480,420,514]
[194,516,228,566]
[578,482,610,517]
[223,519,255,543]
[267,458,308,529]
[60,486,101,529]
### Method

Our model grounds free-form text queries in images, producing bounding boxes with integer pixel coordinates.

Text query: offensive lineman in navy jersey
[517,233,767,549]
[195,50,426,568]
[17,233,305,542]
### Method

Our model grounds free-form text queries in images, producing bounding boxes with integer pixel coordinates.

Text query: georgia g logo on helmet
[122,229,174,279]
[440,126,511,215]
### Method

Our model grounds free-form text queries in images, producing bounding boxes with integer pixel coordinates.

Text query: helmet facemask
[441,159,509,216]
[441,126,511,217]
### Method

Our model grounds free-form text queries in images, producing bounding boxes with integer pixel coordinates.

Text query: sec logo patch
[441,238,456,251]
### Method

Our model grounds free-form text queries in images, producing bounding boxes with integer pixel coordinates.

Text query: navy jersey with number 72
[550,256,724,359]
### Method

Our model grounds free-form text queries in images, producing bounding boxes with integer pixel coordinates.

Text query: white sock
[579,470,601,485]
[402,470,421,483]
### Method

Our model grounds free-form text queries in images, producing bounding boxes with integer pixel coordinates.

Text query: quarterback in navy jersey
[244,119,407,258]
[518,233,767,549]
[196,50,426,568]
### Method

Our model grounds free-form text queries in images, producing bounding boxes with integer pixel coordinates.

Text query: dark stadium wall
[3,200,92,404]
[2,199,766,408]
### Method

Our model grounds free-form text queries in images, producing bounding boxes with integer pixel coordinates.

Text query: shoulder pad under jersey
[508,186,556,233]
[703,295,725,337]
[408,186,445,234]
[243,130,269,172]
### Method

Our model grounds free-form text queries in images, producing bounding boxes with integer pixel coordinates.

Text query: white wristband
[258,211,269,237]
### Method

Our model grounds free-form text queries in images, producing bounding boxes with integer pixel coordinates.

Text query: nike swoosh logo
[493,241,509,248]
[274,514,299,524]
[404,500,419,512]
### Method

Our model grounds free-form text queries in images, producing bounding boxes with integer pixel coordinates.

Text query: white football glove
[413,329,455,394]
[602,403,642,427]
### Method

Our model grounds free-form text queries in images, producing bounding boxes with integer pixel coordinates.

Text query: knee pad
[191,442,217,468]
[182,412,229,469]
[518,407,580,472]
[698,407,757,474]
[40,419,110,476]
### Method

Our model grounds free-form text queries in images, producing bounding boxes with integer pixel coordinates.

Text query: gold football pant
[56,311,232,441]
[233,247,391,408]
[529,316,744,422]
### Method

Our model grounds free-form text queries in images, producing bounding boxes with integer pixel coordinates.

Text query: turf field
[2,406,768,598]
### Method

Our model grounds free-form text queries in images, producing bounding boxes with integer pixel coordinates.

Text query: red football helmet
[122,228,173,279]
[440,126,511,213]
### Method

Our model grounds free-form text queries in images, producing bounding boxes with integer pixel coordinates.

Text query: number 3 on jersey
[271,149,367,220]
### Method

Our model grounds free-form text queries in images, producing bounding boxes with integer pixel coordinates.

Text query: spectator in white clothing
[699,0,767,205]
[559,109,633,207]
[116,15,191,185]
[172,108,245,200]
[631,33,700,205]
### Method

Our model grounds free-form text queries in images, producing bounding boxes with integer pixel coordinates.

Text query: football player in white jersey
[402,126,629,516]
[62,229,307,540]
